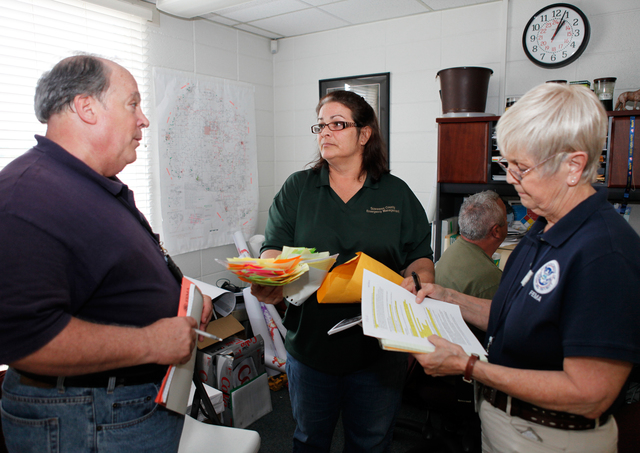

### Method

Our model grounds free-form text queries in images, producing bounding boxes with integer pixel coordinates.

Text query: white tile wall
[148,0,640,283]
[194,20,238,52]
[274,136,296,161]
[384,11,442,45]
[256,134,275,161]
[148,33,195,72]
[195,44,238,79]
[255,108,274,137]
[254,85,275,114]
[274,85,295,112]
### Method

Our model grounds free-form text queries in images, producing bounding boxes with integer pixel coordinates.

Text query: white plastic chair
[178,414,261,453]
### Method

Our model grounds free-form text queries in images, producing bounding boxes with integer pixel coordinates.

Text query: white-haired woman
[413,83,640,452]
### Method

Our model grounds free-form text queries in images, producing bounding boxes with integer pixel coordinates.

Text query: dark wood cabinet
[437,118,497,183]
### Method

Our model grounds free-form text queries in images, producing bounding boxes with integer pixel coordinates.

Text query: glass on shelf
[594,78,617,111]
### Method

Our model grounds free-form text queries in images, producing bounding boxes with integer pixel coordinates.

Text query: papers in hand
[360,270,487,359]
[216,246,336,289]
[281,250,338,305]
[220,255,308,286]
[155,277,204,414]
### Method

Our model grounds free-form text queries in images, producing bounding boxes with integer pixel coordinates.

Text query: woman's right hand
[415,282,448,304]
[250,283,284,305]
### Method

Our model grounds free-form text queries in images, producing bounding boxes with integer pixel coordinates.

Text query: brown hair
[310,90,389,181]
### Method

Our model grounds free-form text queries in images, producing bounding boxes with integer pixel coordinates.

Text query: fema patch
[533,260,560,294]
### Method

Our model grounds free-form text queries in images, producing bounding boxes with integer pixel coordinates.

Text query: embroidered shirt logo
[366,206,400,214]
[533,260,560,295]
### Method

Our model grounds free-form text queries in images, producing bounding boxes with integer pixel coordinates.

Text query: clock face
[522,3,590,68]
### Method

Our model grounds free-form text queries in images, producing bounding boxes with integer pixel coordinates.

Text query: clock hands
[551,11,567,41]
[523,4,590,68]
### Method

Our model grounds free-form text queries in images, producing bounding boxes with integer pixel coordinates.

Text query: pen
[194,328,222,342]
[411,271,421,291]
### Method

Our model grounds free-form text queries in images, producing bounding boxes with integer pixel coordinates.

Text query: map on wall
[153,67,259,255]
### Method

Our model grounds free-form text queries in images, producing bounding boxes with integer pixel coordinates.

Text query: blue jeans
[1,368,184,453]
[286,352,407,453]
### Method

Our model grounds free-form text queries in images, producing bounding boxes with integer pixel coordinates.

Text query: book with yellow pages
[360,269,487,360]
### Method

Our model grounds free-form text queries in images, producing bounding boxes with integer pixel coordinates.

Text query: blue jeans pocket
[99,387,184,453]
[110,393,156,425]
[1,404,60,453]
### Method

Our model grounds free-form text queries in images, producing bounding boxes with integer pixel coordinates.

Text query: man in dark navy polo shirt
[0,55,212,453]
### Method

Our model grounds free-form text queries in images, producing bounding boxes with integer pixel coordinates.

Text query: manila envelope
[316,252,403,303]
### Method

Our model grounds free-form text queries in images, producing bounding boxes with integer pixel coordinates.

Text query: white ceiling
[152,0,500,39]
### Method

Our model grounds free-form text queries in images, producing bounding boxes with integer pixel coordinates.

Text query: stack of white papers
[360,270,487,359]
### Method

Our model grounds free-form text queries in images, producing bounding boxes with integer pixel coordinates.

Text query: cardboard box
[195,314,245,386]
[190,314,249,423]
[195,334,270,426]
[199,314,245,349]
[196,334,265,389]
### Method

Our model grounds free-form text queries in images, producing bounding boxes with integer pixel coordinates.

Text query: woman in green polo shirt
[252,90,435,453]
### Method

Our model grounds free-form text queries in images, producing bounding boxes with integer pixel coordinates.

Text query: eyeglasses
[497,154,559,181]
[311,121,360,134]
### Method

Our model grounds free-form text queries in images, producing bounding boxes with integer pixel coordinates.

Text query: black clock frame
[522,3,591,69]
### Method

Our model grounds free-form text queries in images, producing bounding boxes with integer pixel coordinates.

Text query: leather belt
[15,365,167,389]
[482,385,609,431]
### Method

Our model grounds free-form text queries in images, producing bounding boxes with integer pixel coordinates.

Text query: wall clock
[522,3,591,69]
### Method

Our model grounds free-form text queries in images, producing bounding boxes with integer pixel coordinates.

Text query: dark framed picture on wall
[319,72,390,158]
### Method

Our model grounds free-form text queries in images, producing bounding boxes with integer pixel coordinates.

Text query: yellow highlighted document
[362,269,487,358]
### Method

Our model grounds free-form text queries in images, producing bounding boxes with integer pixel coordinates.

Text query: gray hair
[458,190,505,241]
[34,54,111,123]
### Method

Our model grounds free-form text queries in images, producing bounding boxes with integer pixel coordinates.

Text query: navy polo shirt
[0,136,180,365]
[486,188,640,372]
[263,166,433,373]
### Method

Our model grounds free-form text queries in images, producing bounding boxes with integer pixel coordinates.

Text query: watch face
[522,3,590,68]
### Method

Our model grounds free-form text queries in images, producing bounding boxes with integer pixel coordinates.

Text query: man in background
[0,54,211,452]
[436,190,508,303]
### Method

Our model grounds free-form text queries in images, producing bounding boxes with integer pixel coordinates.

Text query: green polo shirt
[435,237,502,343]
[435,237,502,300]
[263,166,433,374]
